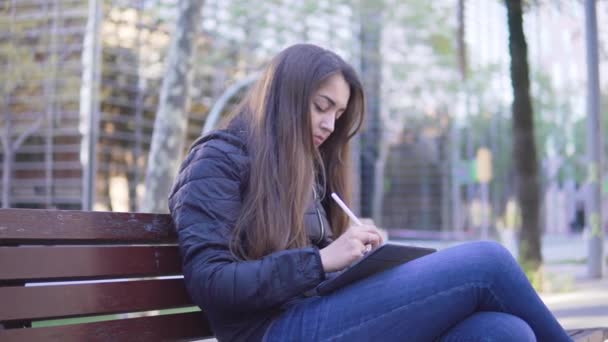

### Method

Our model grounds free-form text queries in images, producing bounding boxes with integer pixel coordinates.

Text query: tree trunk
[451,0,467,233]
[457,0,467,81]
[359,0,383,220]
[2,138,11,209]
[141,0,204,213]
[2,107,10,208]
[505,0,542,269]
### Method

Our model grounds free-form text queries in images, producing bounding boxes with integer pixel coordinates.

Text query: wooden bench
[567,328,608,342]
[1,208,605,341]
[0,208,213,341]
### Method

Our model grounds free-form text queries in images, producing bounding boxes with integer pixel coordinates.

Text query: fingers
[349,224,385,245]
[362,228,383,246]
[355,224,378,233]
[352,230,381,249]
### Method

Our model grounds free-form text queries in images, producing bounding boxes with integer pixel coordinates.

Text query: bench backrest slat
[0,209,176,244]
[0,246,182,282]
[0,311,211,342]
[0,279,192,322]
[0,208,214,339]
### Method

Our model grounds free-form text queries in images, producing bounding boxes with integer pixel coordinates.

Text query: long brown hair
[228,44,365,260]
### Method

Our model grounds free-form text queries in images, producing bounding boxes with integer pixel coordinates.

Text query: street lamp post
[584,0,604,278]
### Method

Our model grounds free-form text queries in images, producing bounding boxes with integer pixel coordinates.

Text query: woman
[169,44,571,342]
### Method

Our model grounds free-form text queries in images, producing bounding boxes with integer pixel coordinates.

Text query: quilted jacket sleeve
[168,138,326,314]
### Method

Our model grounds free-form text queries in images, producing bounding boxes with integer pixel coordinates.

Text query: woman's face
[310,73,350,148]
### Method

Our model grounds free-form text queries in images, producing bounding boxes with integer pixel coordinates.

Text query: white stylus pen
[331,192,373,253]
[331,192,363,226]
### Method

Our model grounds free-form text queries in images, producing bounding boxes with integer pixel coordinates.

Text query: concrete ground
[541,263,608,331]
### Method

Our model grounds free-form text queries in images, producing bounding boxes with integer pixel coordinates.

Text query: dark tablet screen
[316,243,436,295]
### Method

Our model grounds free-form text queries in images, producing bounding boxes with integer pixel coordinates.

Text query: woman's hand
[319,224,384,272]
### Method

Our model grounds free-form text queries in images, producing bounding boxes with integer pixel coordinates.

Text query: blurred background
[3,0,607,236]
[1,0,608,327]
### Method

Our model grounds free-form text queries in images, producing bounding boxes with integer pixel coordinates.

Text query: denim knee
[439,312,536,342]
[452,241,521,287]
[471,241,517,268]
[475,241,512,258]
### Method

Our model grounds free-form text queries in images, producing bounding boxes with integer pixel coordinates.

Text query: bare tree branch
[13,116,44,150]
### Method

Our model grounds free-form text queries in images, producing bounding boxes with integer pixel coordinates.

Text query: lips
[314,135,326,146]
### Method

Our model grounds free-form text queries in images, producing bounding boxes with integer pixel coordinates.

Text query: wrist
[319,247,333,272]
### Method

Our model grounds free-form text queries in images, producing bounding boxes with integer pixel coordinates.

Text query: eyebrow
[318,94,346,111]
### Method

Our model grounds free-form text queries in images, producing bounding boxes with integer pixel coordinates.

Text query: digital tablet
[316,242,436,295]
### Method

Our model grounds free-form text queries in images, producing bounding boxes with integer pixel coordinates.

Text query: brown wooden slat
[14,144,81,154]
[4,196,82,205]
[0,311,213,342]
[567,328,608,342]
[0,279,193,322]
[8,179,81,187]
[11,161,84,171]
[4,112,79,120]
[0,246,182,282]
[0,209,176,244]
[13,169,82,179]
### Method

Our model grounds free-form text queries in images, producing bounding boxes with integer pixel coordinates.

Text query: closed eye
[314,103,328,112]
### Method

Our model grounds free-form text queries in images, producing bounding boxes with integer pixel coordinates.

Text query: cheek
[310,113,321,131]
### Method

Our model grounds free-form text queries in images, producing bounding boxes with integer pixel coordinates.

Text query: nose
[321,116,335,133]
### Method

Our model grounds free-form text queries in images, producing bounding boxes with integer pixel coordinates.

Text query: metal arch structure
[202,72,260,135]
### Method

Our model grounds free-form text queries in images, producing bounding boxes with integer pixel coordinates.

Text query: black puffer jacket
[168,125,334,342]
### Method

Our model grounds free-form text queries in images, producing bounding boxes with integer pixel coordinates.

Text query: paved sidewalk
[541,263,608,330]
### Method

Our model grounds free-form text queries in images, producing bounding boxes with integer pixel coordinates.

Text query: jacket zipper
[315,206,325,245]
[313,186,325,245]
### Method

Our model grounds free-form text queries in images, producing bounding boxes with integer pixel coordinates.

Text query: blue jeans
[263,241,572,342]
